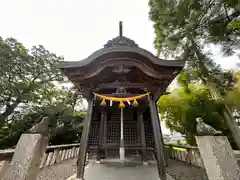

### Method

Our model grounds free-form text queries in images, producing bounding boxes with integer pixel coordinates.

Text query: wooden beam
[67,57,172,80]
[103,111,107,157]
[76,95,94,179]
[155,109,168,167]
[97,110,106,161]
[97,82,149,89]
[99,93,147,98]
[153,88,164,100]
[148,95,166,180]
[138,112,147,162]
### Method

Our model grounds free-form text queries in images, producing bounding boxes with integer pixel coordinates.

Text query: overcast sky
[0,0,239,69]
[0,0,238,135]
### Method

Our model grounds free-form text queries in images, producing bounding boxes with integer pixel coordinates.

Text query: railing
[0,143,80,176]
[165,143,240,169]
[165,143,204,168]
[1,142,239,174]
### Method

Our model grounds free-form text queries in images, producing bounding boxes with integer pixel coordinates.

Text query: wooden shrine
[58,22,185,180]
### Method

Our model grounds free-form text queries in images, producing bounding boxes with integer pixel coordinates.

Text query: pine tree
[149,0,240,148]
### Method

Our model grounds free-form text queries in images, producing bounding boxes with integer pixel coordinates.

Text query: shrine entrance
[58,22,184,180]
[88,98,155,162]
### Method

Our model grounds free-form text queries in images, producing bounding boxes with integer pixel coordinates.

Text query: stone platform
[70,162,174,180]
[35,158,208,180]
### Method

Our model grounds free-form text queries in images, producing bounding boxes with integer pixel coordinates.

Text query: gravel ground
[166,159,208,180]
[36,159,77,180]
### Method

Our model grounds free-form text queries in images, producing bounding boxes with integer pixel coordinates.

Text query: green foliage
[149,0,240,57]
[158,76,231,145]
[225,72,240,109]
[0,37,63,123]
[186,54,236,95]
[228,20,240,30]
[159,72,239,148]
[0,88,85,148]
[149,0,237,98]
[0,37,85,149]
[149,1,240,147]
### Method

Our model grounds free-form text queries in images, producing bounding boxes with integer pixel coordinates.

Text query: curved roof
[58,36,185,69]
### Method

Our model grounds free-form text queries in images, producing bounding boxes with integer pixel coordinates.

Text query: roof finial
[119,21,123,37]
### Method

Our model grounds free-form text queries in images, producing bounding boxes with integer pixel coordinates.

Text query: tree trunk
[0,99,21,123]
[0,87,33,123]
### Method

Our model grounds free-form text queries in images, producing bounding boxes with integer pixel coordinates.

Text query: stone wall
[165,143,240,169]
[0,143,80,177]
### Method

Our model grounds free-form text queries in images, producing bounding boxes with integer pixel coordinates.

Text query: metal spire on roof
[103,21,139,48]
[119,21,123,37]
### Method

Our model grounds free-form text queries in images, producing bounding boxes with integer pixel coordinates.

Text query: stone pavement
[81,162,174,180]
[36,158,208,180]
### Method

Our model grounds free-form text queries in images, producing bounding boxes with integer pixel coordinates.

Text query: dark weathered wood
[111,92,139,97]
[76,95,94,179]
[139,113,147,162]
[59,45,184,70]
[59,32,184,99]
[97,110,105,161]
[68,58,172,80]
[100,111,106,145]
[153,88,164,101]
[58,31,185,167]
[103,111,108,157]
[97,82,149,89]
[154,103,168,166]
[149,96,166,180]
[136,112,141,144]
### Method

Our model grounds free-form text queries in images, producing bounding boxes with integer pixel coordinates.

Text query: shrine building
[58,22,185,180]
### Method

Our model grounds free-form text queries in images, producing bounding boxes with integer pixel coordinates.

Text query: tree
[149,0,240,148]
[0,87,85,148]
[225,71,240,109]
[0,37,86,148]
[158,72,236,147]
[0,37,63,123]
[185,52,236,95]
[149,0,240,56]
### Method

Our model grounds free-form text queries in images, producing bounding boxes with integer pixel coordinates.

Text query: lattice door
[106,108,120,145]
[88,121,100,147]
[124,121,138,145]
[144,121,154,148]
[106,121,120,144]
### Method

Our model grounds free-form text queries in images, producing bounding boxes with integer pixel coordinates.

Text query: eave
[58,46,185,70]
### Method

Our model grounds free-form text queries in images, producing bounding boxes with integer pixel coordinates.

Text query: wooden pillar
[148,96,166,180]
[97,109,106,161]
[76,95,94,179]
[103,111,107,158]
[136,111,141,145]
[120,108,125,162]
[138,112,147,162]
[155,105,168,166]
